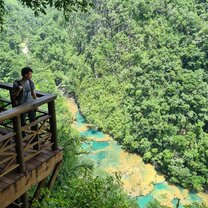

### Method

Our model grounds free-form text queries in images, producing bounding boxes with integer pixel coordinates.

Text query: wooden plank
[5,172,21,181]
[34,155,47,163]
[23,134,52,153]
[22,132,37,142]
[36,149,53,161]
[0,144,16,155]
[25,162,37,173]
[0,179,10,189]
[38,152,50,160]
[21,115,51,131]
[0,156,15,166]
[24,152,41,164]
[24,139,41,152]
[27,158,41,168]
[0,151,16,156]
[40,142,53,151]
[0,150,63,208]
[0,127,13,135]
[0,132,15,143]
[42,149,54,156]
[0,175,15,185]
[0,164,19,178]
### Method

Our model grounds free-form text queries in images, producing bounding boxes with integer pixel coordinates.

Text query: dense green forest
[10,0,207,191]
[0,1,138,207]
[0,0,208,207]
[61,0,208,191]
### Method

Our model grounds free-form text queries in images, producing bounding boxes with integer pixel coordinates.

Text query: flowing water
[66,98,208,208]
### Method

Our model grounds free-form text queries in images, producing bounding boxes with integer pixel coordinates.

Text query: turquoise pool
[78,111,204,208]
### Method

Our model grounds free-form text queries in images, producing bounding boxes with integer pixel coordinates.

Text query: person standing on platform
[12,67,37,136]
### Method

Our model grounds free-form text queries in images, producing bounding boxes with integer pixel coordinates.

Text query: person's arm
[31,90,37,100]
[30,80,37,100]
[31,81,38,111]
[32,91,39,111]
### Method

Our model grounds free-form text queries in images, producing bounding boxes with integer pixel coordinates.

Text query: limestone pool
[66,98,207,208]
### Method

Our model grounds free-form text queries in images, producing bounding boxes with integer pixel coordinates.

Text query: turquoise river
[67,98,208,208]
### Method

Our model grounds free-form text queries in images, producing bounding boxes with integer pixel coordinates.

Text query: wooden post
[30,178,47,208]
[13,115,25,172]
[47,161,62,190]
[21,193,29,208]
[48,100,58,150]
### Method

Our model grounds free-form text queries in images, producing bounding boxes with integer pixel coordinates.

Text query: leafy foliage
[0,2,137,207]
[50,0,208,191]
[0,0,92,29]
[2,0,208,192]
[32,172,137,208]
[0,0,208,207]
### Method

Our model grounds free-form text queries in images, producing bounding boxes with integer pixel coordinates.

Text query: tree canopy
[0,0,92,29]
[0,0,208,206]
[1,0,208,192]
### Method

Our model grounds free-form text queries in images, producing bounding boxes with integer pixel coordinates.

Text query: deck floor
[0,149,63,208]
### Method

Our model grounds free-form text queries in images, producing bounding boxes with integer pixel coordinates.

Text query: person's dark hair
[21,67,33,77]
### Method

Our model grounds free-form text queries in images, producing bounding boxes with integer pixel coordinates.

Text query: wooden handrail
[0,82,12,90]
[0,95,56,122]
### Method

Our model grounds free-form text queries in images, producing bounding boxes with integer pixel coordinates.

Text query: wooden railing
[0,82,59,177]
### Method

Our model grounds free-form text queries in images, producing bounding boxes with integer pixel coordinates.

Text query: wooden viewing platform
[0,82,63,208]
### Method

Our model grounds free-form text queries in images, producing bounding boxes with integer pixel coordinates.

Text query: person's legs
[20,113,27,138]
[20,113,27,126]
[28,110,36,123]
